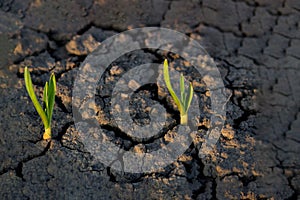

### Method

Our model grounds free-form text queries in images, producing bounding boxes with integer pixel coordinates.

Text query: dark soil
[0,0,299,199]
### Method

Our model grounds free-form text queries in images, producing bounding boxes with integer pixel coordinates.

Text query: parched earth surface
[0,0,299,199]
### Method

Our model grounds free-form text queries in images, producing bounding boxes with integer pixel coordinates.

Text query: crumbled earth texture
[0,0,299,199]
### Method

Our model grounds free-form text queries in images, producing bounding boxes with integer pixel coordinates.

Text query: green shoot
[163,59,194,125]
[24,67,56,139]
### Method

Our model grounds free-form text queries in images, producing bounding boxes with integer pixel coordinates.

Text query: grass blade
[184,82,194,112]
[47,73,56,124]
[163,59,183,113]
[24,67,49,129]
[43,82,48,112]
[180,73,185,104]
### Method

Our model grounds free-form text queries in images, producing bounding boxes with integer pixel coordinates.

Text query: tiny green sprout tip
[24,67,56,139]
[163,59,194,125]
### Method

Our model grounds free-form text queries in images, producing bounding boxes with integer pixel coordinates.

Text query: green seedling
[24,67,56,139]
[163,59,194,125]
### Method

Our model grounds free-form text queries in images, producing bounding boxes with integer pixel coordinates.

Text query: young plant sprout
[24,67,56,139]
[163,59,194,125]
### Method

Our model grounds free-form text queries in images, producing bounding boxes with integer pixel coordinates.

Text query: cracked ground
[0,0,299,199]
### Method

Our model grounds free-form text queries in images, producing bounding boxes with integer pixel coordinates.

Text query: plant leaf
[46,73,56,124]
[43,82,48,112]
[180,73,185,105]
[24,67,49,129]
[163,59,183,113]
[184,82,194,112]
[183,92,187,111]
